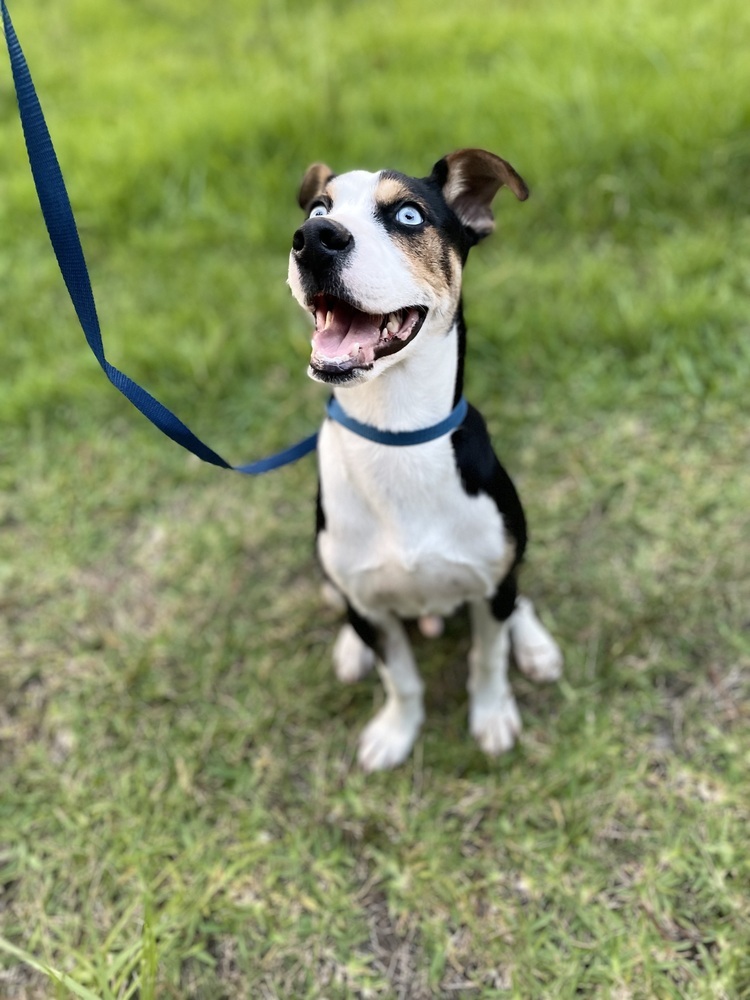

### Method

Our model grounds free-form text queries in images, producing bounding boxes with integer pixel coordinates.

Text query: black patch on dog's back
[450,403,527,564]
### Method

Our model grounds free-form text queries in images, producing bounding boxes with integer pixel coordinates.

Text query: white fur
[468,603,521,755]
[317,403,512,620]
[357,616,425,772]
[510,596,563,682]
[332,623,375,683]
[288,167,562,770]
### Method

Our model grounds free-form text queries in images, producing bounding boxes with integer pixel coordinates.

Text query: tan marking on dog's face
[374,174,462,312]
[375,175,412,205]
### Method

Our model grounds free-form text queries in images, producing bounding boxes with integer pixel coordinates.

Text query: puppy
[288,149,562,771]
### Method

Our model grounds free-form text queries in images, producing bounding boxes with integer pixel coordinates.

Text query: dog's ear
[297,163,335,212]
[432,148,529,239]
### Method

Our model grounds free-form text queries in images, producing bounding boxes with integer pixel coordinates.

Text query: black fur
[450,404,527,623]
[315,480,326,535]
[490,569,520,622]
[452,299,467,408]
[346,601,384,660]
[450,403,528,567]
[377,169,475,261]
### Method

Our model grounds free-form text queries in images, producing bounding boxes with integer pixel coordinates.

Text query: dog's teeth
[386,314,401,334]
[326,310,333,328]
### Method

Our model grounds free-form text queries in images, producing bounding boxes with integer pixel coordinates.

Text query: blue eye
[396,204,424,227]
[309,203,329,218]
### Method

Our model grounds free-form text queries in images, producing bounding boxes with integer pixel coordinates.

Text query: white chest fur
[317,420,511,619]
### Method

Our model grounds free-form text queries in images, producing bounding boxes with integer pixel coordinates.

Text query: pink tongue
[312,302,382,366]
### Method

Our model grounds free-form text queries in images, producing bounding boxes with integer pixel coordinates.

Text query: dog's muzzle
[291,217,427,383]
[306,295,427,381]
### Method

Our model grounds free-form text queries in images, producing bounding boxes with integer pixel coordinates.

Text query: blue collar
[326,395,468,446]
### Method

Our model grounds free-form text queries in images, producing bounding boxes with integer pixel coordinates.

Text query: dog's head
[288,148,528,386]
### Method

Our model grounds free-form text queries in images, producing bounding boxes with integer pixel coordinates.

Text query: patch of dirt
[0,963,50,1000]
[357,885,432,999]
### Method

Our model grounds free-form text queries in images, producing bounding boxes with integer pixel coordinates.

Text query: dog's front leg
[468,598,522,756]
[354,613,425,772]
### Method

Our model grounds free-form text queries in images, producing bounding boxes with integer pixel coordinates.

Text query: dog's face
[288,149,528,385]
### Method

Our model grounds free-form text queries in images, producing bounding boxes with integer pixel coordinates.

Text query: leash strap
[2,1,468,468]
[1,0,318,475]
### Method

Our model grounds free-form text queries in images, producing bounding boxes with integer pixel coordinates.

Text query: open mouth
[309,295,427,378]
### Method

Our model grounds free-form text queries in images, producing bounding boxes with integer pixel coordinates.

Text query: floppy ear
[297,163,335,212]
[434,148,529,239]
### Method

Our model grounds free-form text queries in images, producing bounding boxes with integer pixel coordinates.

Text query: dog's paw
[358,699,424,772]
[514,639,563,683]
[511,598,563,683]
[333,624,376,684]
[470,694,522,756]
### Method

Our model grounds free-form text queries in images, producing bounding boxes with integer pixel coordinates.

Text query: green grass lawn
[1,0,749,996]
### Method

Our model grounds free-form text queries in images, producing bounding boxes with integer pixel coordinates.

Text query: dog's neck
[332,316,463,434]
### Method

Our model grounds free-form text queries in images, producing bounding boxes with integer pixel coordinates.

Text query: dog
[288,148,562,771]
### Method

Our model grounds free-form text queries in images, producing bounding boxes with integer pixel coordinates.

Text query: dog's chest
[317,425,510,618]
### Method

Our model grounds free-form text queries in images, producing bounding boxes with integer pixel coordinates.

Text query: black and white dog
[288,148,562,771]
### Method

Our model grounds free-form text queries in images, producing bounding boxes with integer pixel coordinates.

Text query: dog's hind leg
[321,579,347,613]
[468,596,521,756]
[331,601,381,685]
[352,612,425,772]
[510,596,563,683]
[333,624,376,683]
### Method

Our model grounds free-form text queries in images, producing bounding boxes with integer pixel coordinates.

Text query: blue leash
[1,1,467,469]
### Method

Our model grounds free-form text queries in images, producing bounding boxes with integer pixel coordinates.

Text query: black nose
[292,217,354,262]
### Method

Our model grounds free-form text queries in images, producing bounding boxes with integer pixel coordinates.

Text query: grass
[1,0,749,996]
